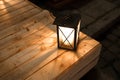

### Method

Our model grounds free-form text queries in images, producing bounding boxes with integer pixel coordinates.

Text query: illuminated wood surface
[0,0,101,80]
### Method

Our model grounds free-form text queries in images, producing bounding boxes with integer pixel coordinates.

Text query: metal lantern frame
[54,13,81,50]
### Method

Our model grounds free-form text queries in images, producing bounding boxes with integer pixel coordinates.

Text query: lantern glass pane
[59,26,75,49]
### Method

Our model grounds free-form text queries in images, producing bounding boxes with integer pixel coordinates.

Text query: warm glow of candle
[59,26,75,49]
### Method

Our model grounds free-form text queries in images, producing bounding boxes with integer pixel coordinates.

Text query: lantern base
[58,45,77,51]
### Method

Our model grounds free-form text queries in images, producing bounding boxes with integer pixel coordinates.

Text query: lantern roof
[54,11,81,29]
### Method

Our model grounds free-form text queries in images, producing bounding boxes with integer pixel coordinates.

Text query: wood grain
[0,10,54,50]
[0,4,34,22]
[0,0,24,10]
[0,7,42,31]
[0,32,87,80]
[72,57,99,80]
[0,0,101,80]
[24,36,101,80]
[0,1,29,16]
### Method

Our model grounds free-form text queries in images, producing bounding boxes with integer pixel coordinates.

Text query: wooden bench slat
[0,27,55,77]
[0,0,12,4]
[0,1,28,16]
[0,2,29,16]
[0,0,24,10]
[0,10,54,50]
[0,24,55,63]
[0,32,87,80]
[0,11,54,63]
[0,1,29,16]
[0,4,34,23]
[72,57,99,80]
[0,8,42,31]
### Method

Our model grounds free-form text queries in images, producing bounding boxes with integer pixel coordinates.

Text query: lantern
[54,13,81,50]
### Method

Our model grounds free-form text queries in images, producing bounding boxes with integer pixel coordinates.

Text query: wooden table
[0,0,101,80]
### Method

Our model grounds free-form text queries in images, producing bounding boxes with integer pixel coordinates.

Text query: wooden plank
[72,57,99,80]
[0,0,12,4]
[0,10,54,50]
[0,24,54,63]
[0,0,24,10]
[0,1,30,17]
[55,43,101,80]
[0,32,87,80]
[0,10,54,62]
[0,0,24,5]
[24,36,101,80]
[0,1,28,16]
[0,8,42,31]
[0,4,34,23]
[0,27,55,77]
